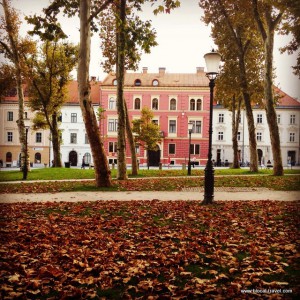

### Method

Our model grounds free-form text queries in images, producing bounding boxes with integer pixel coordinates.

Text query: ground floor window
[34,152,41,163]
[168,143,176,154]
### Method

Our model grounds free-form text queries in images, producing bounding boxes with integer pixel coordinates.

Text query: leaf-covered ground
[0,200,299,299]
[0,175,299,193]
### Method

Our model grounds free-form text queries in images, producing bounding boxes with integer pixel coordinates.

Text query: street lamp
[23,118,30,180]
[203,50,221,204]
[187,122,194,175]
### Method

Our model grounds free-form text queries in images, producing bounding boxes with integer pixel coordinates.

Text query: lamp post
[23,119,30,180]
[203,50,221,204]
[187,122,194,176]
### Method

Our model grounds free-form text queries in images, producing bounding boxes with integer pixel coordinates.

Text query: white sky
[4,0,300,99]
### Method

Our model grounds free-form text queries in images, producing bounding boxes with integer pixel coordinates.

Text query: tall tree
[132,107,161,169]
[200,0,265,172]
[252,0,284,175]
[26,40,78,167]
[0,0,36,173]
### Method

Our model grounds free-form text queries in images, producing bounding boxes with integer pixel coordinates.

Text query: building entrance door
[148,146,160,166]
[69,151,78,166]
[287,151,296,166]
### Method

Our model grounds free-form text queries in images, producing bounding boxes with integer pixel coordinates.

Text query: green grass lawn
[0,167,299,182]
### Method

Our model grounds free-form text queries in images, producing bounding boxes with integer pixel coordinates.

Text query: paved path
[0,189,299,203]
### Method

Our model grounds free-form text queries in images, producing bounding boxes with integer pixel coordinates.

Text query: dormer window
[113,79,117,86]
[152,79,159,86]
[134,79,141,86]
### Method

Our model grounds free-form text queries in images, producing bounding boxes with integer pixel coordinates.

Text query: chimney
[159,67,166,75]
[142,67,148,74]
[196,67,204,74]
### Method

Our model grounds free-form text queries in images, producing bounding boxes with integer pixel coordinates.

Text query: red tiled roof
[274,86,300,107]
[0,80,101,105]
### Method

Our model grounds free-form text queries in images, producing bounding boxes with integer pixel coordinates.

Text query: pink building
[100,67,210,167]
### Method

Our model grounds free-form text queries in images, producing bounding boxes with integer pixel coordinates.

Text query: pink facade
[99,68,211,166]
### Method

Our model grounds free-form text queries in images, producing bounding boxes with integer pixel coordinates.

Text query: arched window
[34,152,41,163]
[170,98,176,110]
[109,97,116,109]
[190,99,195,111]
[134,79,141,86]
[113,79,117,86]
[152,79,159,86]
[6,152,12,162]
[83,153,91,164]
[152,98,158,110]
[134,98,141,110]
[196,99,202,111]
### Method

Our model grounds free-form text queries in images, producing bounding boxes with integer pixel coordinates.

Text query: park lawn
[0,167,299,182]
[0,175,299,193]
[0,200,299,299]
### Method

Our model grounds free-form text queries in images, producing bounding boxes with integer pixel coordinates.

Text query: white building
[51,80,101,167]
[212,88,300,167]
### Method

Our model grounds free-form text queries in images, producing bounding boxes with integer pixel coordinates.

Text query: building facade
[213,89,300,167]
[0,93,50,168]
[100,67,211,167]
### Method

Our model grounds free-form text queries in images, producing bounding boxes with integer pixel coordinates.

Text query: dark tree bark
[232,94,242,168]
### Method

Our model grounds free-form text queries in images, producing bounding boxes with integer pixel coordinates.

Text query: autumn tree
[0,0,36,174]
[26,40,78,167]
[252,0,285,176]
[132,107,161,169]
[200,0,265,172]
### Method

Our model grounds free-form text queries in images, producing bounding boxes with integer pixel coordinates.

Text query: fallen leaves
[0,200,299,299]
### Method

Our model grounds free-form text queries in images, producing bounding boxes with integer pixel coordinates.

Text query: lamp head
[204,49,221,80]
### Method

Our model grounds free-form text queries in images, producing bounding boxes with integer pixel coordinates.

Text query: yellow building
[0,93,50,168]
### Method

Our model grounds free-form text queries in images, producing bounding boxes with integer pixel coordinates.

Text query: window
[190,99,195,110]
[169,120,176,133]
[71,113,77,123]
[85,134,89,144]
[237,132,241,141]
[152,79,159,86]
[36,132,42,143]
[134,98,141,110]
[113,79,117,86]
[108,119,118,132]
[109,97,116,109]
[70,133,77,144]
[134,79,141,86]
[7,111,13,121]
[83,153,91,165]
[24,112,28,119]
[257,114,262,123]
[34,153,41,163]
[152,120,158,125]
[190,120,202,134]
[256,132,262,142]
[190,98,202,110]
[169,144,176,154]
[7,132,13,142]
[196,99,202,111]
[277,114,281,124]
[135,144,140,154]
[170,98,176,110]
[219,113,224,123]
[6,152,12,162]
[152,98,158,110]
[290,114,295,124]
[289,133,295,142]
[218,132,223,141]
[109,141,118,153]
[190,144,200,155]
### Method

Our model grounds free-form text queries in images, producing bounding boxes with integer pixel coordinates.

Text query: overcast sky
[4,0,300,99]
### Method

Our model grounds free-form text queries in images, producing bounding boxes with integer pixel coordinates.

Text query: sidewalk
[0,188,299,203]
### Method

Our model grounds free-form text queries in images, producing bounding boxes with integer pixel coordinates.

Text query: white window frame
[256,132,262,142]
[71,113,77,123]
[289,132,295,142]
[108,96,116,110]
[7,132,13,142]
[168,119,177,135]
[218,113,224,123]
[70,133,77,144]
[108,118,118,132]
[290,114,296,124]
[257,114,263,124]
[169,97,177,111]
[151,97,159,110]
[218,132,224,141]
[7,111,13,121]
[36,132,42,143]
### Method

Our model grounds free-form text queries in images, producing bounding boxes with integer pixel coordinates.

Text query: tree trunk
[251,2,283,176]
[51,112,62,167]
[116,0,128,180]
[78,0,112,187]
[264,30,283,175]
[232,95,241,168]
[2,0,27,172]
[125,101,138,175]
[238,56,258,172]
